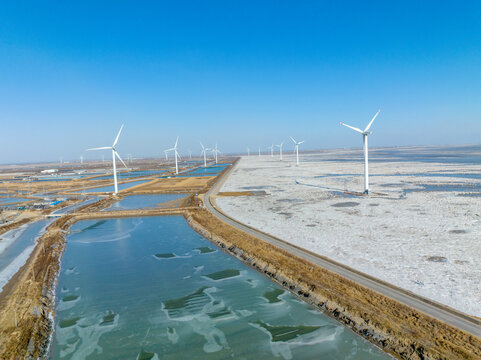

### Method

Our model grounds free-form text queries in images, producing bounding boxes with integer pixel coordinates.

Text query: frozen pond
[51,216,389,359]
[102,194,186,211]
[0,219,51,291]
[77,180,149,194]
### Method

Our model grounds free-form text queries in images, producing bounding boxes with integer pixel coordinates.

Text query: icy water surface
[0,219,51,291]
[51,216,390,359]
[307,145,481,165]
[102,194,186,211]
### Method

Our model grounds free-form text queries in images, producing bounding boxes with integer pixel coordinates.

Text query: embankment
[185,208,481,360]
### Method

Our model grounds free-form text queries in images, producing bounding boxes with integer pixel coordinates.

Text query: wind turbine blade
[200,142,204,149]
[339,122,364,134]
[289,136,296,144]
[112,124,124,147]
[165,148,175,152]
[298,140,305,144]
[115,151,128,169]
[86,146,111,151]
[174,136,179,148]
[364,109,381,132]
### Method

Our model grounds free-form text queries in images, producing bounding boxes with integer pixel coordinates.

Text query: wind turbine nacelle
[363,131,372,135]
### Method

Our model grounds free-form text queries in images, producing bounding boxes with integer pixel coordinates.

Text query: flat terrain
[217,147,481,317]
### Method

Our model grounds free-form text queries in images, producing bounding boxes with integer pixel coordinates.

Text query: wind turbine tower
[200,142,211,167]
[86,125,128,195]
[165,137,181,175]
[339,109,381,194]
[247,147,250,157]
[212,144,221,164]
[276,142,284,161]
[289,136,305,166]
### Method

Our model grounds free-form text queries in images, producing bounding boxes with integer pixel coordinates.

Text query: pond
[51,216,390,359]
[102,194,187,211]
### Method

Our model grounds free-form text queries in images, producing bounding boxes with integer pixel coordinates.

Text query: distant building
[41,169,58,174]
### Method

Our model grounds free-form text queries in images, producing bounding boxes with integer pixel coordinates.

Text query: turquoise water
[179,164,229,177]
[77,180,149,194]
[102,194,186,211]
[51,216,390,359]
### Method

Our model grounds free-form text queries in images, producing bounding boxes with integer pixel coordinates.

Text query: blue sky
[1,1,480,163]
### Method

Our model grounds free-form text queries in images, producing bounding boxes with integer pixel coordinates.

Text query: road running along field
[216,149,481,318]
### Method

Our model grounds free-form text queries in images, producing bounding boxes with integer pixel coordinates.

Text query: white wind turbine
[339,109,381,194]
[212,143,221,164]
[289,136,305,166]
[86,124,128,195]
[165,137,181,175]
[258,147,261,156]
[247,147,250,157]
[269,144,274,157]
[276,142,284,161]
[200,142,211,167]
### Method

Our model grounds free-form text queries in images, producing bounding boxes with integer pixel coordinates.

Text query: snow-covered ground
[217,148,481,317]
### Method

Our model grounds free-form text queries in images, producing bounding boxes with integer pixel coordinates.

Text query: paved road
[205,160,481,339]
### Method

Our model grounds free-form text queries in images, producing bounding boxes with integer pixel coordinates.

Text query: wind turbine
[80,155,83,165]
[247,147,250,157]
[276,142,284,161]
[165,137,181,175]
[212,143,221,164]
[86,125,128,195]
[339,109,381,194]
[164,150,169,161]
[188,150,192,160]
[269,144,274,157]
[258,147,261,157]
[200,142,211,167]
[289,136,305,166]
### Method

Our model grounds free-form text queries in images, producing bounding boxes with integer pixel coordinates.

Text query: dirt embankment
[0,217,36,237]
[0,214,77,359]
[185,208,481,360]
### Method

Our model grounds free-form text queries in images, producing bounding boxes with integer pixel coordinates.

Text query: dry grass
[130,176,214,193]
[186,208,481,360]
[217,191,256,196]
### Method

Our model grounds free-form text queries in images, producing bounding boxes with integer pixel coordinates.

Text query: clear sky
[1,1,480,163]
